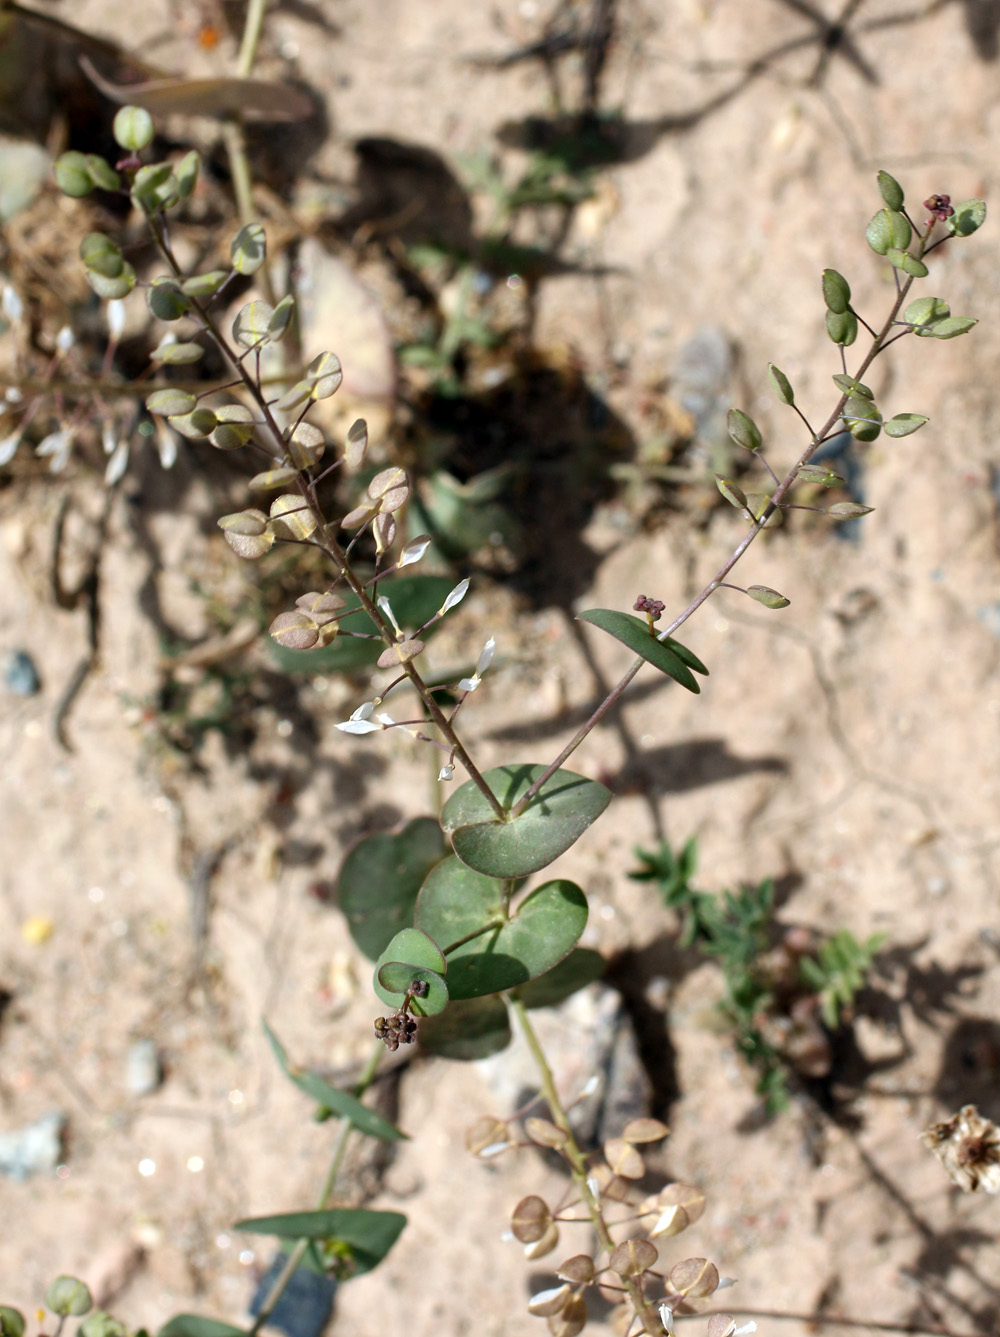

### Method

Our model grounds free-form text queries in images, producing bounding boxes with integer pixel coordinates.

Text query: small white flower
[2,284,23,324]
[376,595,402,637]
[4,387,23,404]
[458,636,496,692]
[336,701,382,734]
[36,428,72,472]
[437,764,454,782]
[658,1303,676,1337]
[107,300,127,340]
[0,432,21,467]
[398,534,431,568]
[104,441,129,486]
[375,711,396,727]
[438,576,470,616]
[155,420,177,469]
[55,325,75,352]
[735,1322,757,1335]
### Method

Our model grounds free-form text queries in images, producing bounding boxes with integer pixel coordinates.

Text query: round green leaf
[45,1279,92,1318]
[877,170,904,211]
[441,764,612,878]
[415,856,588,998]
[373,928,446,1012]
[0,1308,25,1337]
[512,946,606,1008]
[767,363,794,405]
[418,995,511,1060]
[577,609,705,693]
[883,412,928,437]
[337,817,447,960]
[159,1318,247,1337]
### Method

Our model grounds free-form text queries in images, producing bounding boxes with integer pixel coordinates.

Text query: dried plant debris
[921,1105,1000,1193]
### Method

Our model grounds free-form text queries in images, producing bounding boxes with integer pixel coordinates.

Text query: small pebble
[0,1111,65,1180]
[2,649,40,696]
[125,1039,162,1097]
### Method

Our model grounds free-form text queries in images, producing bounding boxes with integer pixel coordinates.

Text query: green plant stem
[237,0,270,75]
[247,1039,384,1337]
[511,998,663,1336]
[511,226,936,820]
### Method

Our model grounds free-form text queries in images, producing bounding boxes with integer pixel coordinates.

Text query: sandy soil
[1,3,999,1337]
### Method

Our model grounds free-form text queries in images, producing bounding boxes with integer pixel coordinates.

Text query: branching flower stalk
[50,112,986,1337]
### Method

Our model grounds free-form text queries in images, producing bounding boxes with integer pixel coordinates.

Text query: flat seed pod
[524,1221,560,1260]
[708,1316,736,1337]
[269,494,317,541]
[250,466,299,490]
[306,350,343,399]
[609,1238,657,1277]
[286,421,325,469]
[182,270,229,298]
[147,279,190,321]
[373,512,396,555]
[276,380,313,411]
[548,1295,587,1337]
[511,1195,551,1244]
[603,1137,645,1179]
[746,584,790,609]
[525,1118,569,1150]
[622,1117,669,1144]
[528,1286,571,1318]
[376,637,424,668]
[268,294,295,342]
[669,1258,719,1298]
[231,222,266,275]
[86,265,136,300]
[345,418,368,468]
[557,1256,595,1285]
[233,299,274,349]
[465,1116,511,1157]
[269,610,318,650]
[218,509,275,560]
[152,341,204,364]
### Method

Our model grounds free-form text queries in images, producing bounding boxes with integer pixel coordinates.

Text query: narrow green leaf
[578,609,704,692]
[263,1022,406,1141]
[234,1208,406,1277]
[158,1318,245,1337]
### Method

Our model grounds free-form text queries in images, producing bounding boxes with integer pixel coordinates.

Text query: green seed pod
[715,475,747,509]
[85,263,136,301]
[53,151,94,197]
[883,413,928,437]
[832,373,874,399]
[86,155,121,192]
[146,388,197,417]
[825,308,858,346]
[80,232,124,279]
[113,105,154,152]
[182,270,229,298]
[747,585,790,609]
[844,395,882,441]
[168,408,218,439]
[176,150,200,199]
[821,268,851,314]
[767,363,794,406]
[231,222,267,275]
[147,278,191,321]
[828,501,875,519]
[876,170,904,211]
[726,407,762,452]
[866,207,911,255]
[927,316,977,338]
[45,1278,92,1318]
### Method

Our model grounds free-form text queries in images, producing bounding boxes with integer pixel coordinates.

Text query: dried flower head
[921,1105,1000,1193]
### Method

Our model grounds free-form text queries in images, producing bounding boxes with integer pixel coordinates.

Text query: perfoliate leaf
[337,817,446,960]
[767,363,794,405]
[441,764,612,878]
[158,1319,244,1337]
[876,170,904,211]
[883,412,928,437]
[418,995,512,1060]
